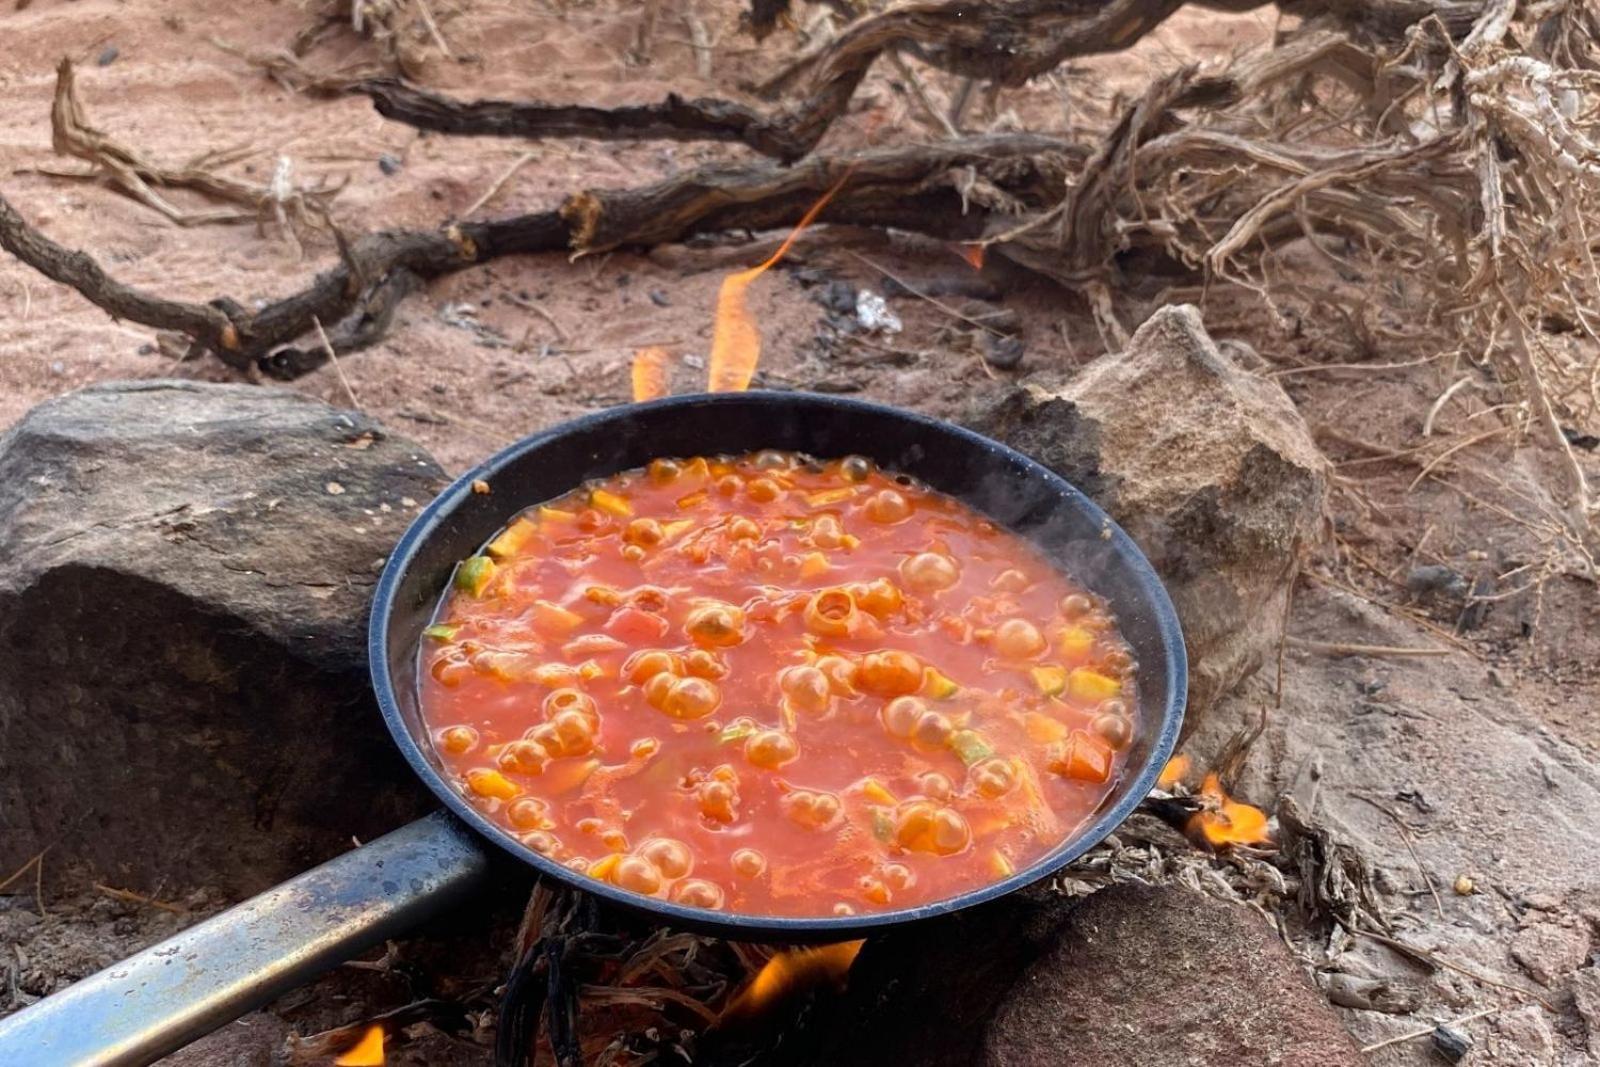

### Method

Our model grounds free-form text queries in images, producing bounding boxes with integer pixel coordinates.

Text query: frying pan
[0,393,1186,1065]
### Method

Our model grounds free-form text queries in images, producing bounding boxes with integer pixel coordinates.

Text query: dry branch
[44,59,339,240]
[0,134,1070,375]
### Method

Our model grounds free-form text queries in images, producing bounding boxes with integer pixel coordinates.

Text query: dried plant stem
[1351,794,1445,921]
[1359,1006,1497,1053]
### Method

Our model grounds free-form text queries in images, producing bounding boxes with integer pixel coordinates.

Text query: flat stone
[0,381,445,895]
[1510,920,1592,986]
[967,305,1327,736]
[982,882,1364,1066]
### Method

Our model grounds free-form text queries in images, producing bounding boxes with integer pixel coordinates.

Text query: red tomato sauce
[419,452,1138,917]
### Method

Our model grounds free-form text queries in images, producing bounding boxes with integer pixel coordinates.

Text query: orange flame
[1187,772,1272,847]
[722,940,864,1021]
[1157,754,1190,788]
[334,1024,385,1066]
[958,243,985,271]
[707,169,854,393]
[631,345,671,402]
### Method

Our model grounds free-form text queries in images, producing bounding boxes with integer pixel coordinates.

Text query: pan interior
[372,393,1185,938]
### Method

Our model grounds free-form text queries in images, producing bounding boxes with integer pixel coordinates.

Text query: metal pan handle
[0,811,491,1067]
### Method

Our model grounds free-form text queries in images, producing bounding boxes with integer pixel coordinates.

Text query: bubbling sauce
[419,452,1138,917]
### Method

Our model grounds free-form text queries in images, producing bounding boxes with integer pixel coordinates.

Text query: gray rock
[967,305,1327,736]
[0,381,445,896]
[1510,919,1592,985]
[982,882,1364,1066]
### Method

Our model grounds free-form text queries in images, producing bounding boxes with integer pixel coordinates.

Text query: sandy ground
[3,1,1599,1064]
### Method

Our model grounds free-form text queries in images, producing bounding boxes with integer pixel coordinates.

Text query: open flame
[722,940,864,1022]
[1187,772,1272,847]
[706,170,854,393]
[333,1024,384,1066]
[1157,754,1190,788]
[631,344,671,402]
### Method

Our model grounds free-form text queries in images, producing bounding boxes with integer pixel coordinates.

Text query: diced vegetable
[870,807,894,843]
[1029,665,1067,697]
[806,487,857,507]
[423,623,459,642]
[486,517,538,560]
[588,853,622,882]
[921,667,961,699]
[799,551,830,579]
[948,730,995,767]
[1066,667,1122,703]
[1023,711,1069,744]
[719,720,758,744]
[1050,730,1113,783]
[590,488,633,518]
[538,505,577,524]
[990,850,1014,877]
[465,768,519,801]
[529,599,584,636]
[454,555,495,597]
[861,778,897,806]
[1057,625,1096,661]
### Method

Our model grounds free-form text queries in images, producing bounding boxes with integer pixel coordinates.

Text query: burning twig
[631,346,672,402]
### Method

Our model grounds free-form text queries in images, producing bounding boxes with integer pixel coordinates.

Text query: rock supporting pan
[0,393,1185,1065]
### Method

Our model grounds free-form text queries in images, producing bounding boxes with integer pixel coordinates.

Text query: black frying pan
[0,393,1185,1064]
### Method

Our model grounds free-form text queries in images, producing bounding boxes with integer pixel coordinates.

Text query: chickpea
[729,517,761,541]
[783,789,840,828]
[991,569,1029,593]
[839,455,873,482]
[624,650,681,685]
[747,478,783,503]
[932,809,971,854]
[780,666,833,714]
[639,837,694,879]
[971,757,1018,798]
[698,780,737,822]
[683,649,728,679]
[752,450,790,471]
[917,771,954,801]
[853,577,904,617]
[672,878,726,909]
[545,688,598,722]
[811,515,846,549]
[1060,594,1093,618]
[1091,711,1134,749]
[745,729,800,769]
[882,863,916,892]
[865,489,912,524]
[895,801,970,855]
[551,709,597,755]
[643,671,677,709]
[626,541,649,560]
[814,654,859,693]
[912,710,954,748]
[715,475,740,497]
[685,601,746,647]
[497,740,550,775]
[880,695,925,738]
[993,619,1046,660]
[614,855,664,896]
[506,796,551,830]
[901,552,960,591]
[521,831,560,855]
[662,676,722,720]
[731,848,767,878]
[804,587,859,637]
[438,725,479,755]
[648,458,682,483]
[623,518,664,546]
[524,723,564,758]
[858,650,924,697]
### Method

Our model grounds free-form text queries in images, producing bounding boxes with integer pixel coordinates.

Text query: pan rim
[369,392,1187,937]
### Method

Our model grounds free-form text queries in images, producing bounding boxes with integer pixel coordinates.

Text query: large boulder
[0,381,446,896]
[967,306,1326,735]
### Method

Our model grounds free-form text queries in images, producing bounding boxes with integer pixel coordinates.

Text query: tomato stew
[419,452,1138,917]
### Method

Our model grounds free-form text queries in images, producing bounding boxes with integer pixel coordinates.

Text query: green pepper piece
[949,729,995,767]
[423,623,459,642]
[454,555,496,596]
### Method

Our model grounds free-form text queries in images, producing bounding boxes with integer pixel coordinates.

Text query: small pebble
[1431,1023,1472,1063]
[1453,873,1475,895]
[377,153,403,176]
[49,361,65,375]
[136,343,155,356]
[325,481,346,495]
[97,45,119,67]
[982,333,1025,370]
[649,289,671,307]
[471,479,491,495]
